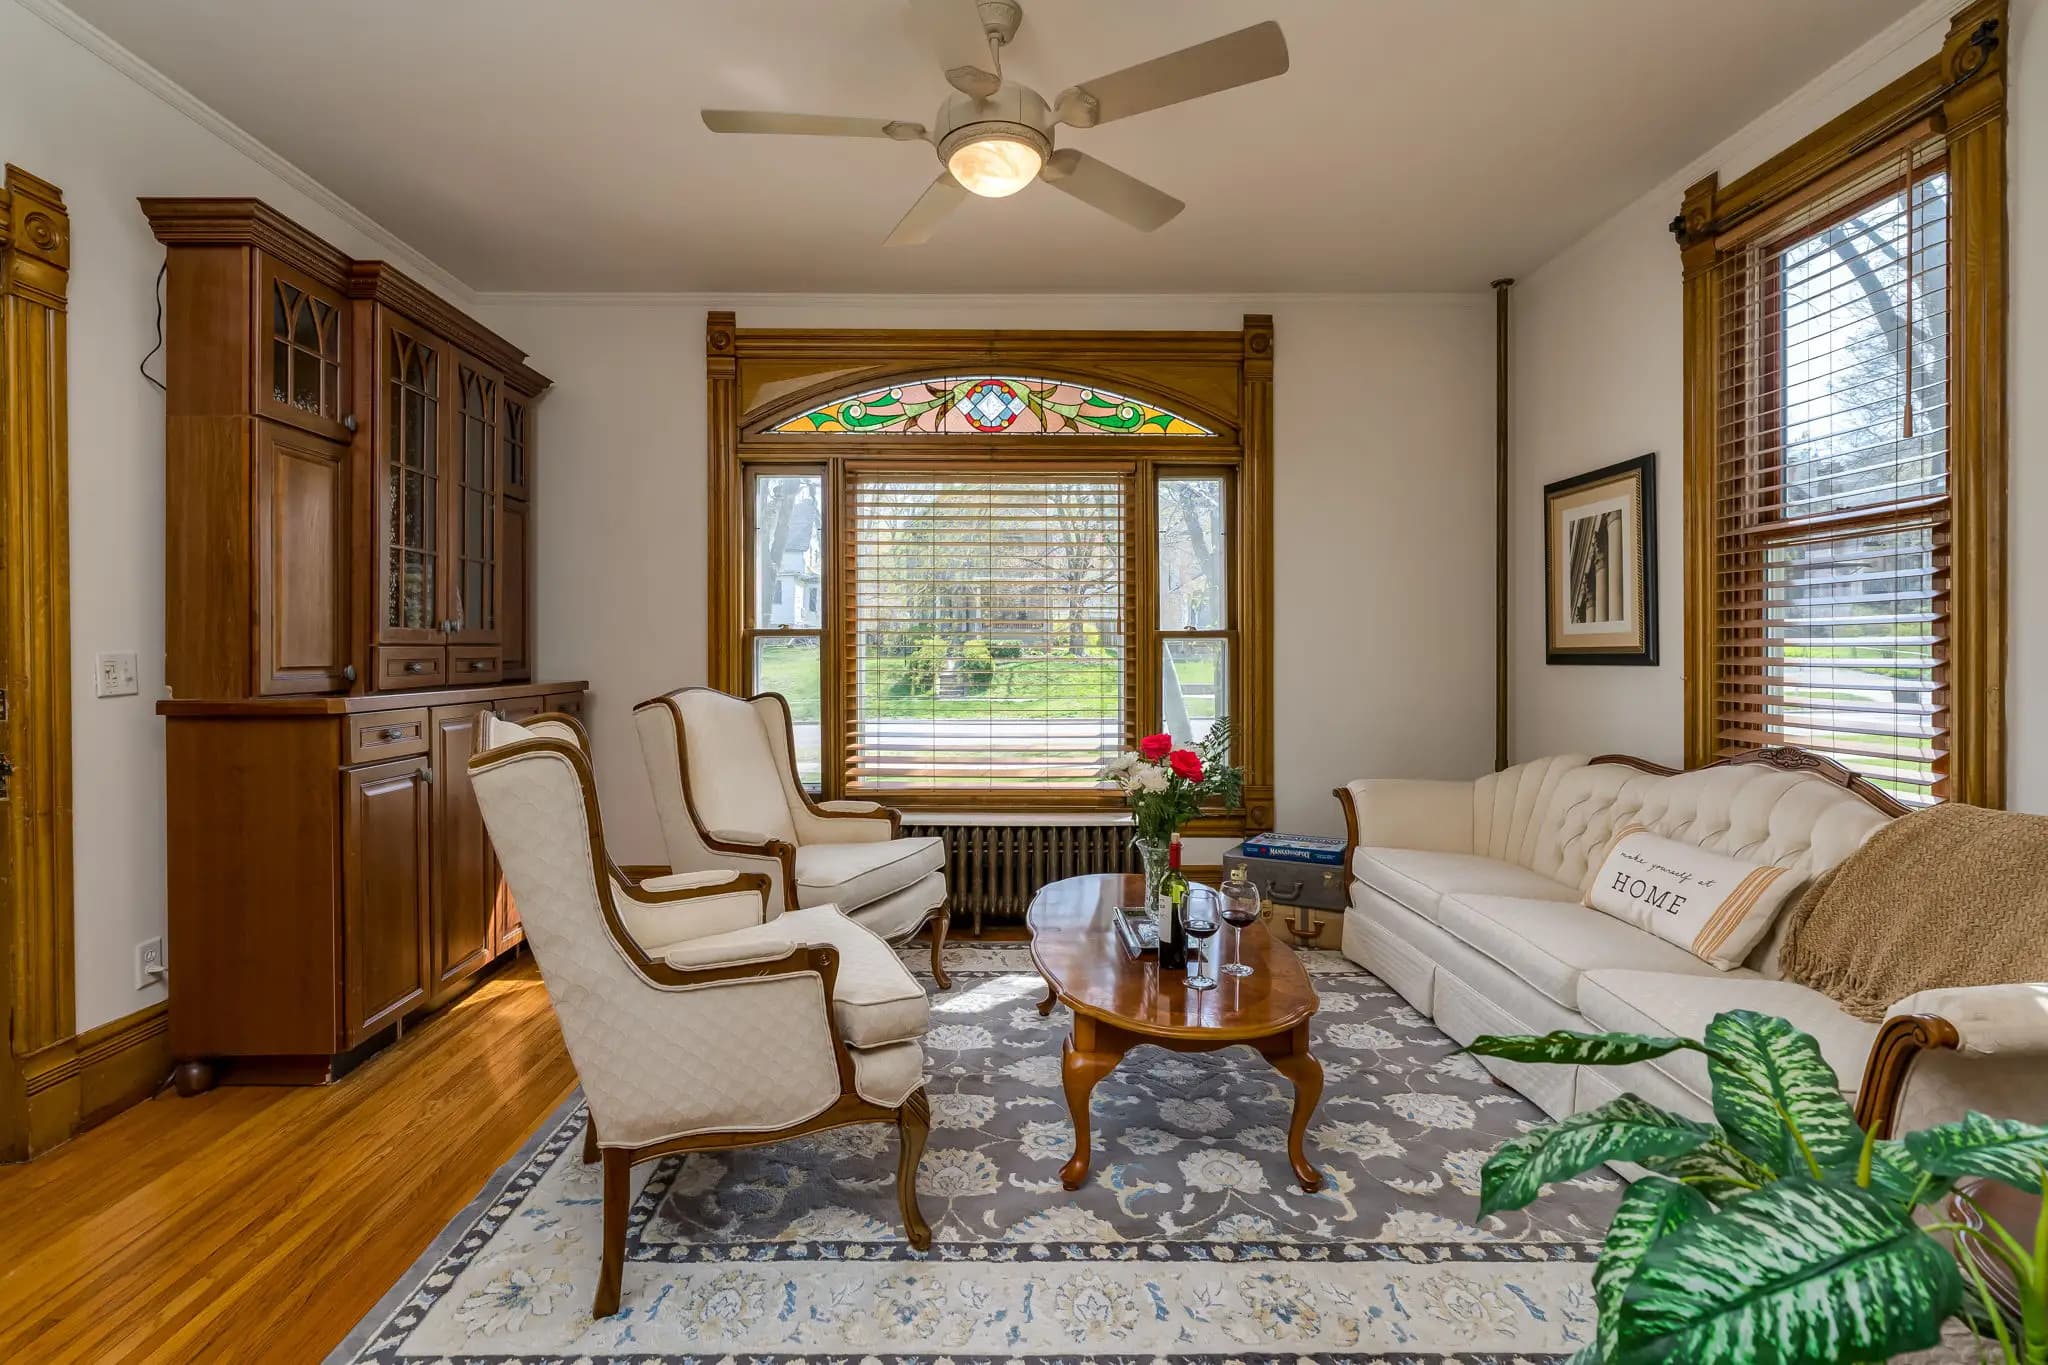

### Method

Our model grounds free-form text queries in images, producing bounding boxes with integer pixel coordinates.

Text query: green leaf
[1613,1178,1963,1365]
[1480,1094,1717,1216]
[1467,1029,1704,1069]
[1825,1137,1953,1210]
[1640,1136,1776,1202]
[1904,1112,2048,1192]
[1595,1179,1711,1360]
[1704,1010,1860,1174]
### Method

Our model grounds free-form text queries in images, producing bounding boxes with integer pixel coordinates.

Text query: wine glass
[1183,892,1219,991]
[1218,868,1260,978]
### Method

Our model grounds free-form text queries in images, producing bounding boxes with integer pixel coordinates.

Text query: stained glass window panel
[772,376,1214,436]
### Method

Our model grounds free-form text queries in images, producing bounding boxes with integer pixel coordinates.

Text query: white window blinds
[846,475,1131,791]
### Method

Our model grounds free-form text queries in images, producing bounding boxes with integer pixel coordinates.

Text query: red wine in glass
[1183,901,1220,991]
[1219,895,1259,978]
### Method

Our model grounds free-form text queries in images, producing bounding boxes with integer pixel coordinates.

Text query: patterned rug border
[332,945,1608,1363]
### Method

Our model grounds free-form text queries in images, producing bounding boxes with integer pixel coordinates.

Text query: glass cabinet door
[257,256,350,441]
[447,354,502,645]
[380,317,444,641]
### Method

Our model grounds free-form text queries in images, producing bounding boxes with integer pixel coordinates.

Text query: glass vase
[1134,834,1172,937]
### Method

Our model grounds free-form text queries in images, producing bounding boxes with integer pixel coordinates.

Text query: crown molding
[470,289,1491,310]
[16,0,475,306]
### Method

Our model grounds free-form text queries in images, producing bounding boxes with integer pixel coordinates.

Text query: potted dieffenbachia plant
[1466,1010,2048,1364]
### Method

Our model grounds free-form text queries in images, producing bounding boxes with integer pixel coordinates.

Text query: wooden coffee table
[1026,873,1324,1192]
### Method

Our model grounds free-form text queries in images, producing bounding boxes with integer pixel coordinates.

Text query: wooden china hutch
[144,199,583,1092]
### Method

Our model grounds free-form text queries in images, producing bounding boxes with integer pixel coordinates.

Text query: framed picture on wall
[1544,453,1658,665]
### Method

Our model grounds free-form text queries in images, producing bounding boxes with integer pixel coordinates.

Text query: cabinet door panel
[376,313,447,646]
[253,423,351,695]
[446,353,503,646]
[343,757,430,1042]
[503,393,532,500]
[502,497,530,680]
[257,256,351,440]
[429,703,493,997]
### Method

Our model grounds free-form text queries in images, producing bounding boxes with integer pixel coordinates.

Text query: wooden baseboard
[13,1002,170,1158]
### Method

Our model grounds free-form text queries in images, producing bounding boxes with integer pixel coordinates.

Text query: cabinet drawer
[374,646,446,689]
[346,709,429,765]
[448,647,503,684]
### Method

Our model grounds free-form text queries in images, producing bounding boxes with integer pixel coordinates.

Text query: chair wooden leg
[593,1148,631,1318]
[582,1115,600,1164]
[895,1089,933,1251]
[927,903,952,991]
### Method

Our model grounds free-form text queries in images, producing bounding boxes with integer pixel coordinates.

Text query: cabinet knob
[342,664,357,683]
[422,764,435,785]
[404,661,427,674]
[380,726,406,742]
[342,413,359,434]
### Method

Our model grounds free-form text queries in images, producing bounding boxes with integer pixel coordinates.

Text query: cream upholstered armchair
[469,711,933,1318]
[634,687,952,988]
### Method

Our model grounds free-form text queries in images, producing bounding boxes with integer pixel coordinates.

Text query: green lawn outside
[753,642,1219,723]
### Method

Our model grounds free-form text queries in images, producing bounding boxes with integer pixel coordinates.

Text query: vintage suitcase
[1223,840,1349,945]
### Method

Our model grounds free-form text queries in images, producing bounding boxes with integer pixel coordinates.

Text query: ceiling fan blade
[884,172,969,246]
[701,110,928,141]
[1053,20,1289,127]
[907,0,1002,98]
[1039,149,1184,232]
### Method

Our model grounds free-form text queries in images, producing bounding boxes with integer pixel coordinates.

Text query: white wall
[475,294,1498,861]
[1509,0,2048,811]
[1,0,467,1031]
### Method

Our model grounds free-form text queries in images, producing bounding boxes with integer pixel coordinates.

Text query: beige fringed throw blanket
[1778,802,2048,1022]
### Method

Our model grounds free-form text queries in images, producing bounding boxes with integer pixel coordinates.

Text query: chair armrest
[1886,983,2048,1056]
[611,868,772,945]
[1335,778,1475,861]
[663,933,799,971]
[794,799,901,845]
[708,827,777,847]
[630,868,752,894]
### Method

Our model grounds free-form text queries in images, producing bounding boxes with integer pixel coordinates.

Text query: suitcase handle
[1269,878,1304,902]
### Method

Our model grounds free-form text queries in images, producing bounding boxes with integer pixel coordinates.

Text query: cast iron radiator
[903,821,1139,932]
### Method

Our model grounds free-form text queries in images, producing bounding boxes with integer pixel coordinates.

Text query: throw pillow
[1584,825,1804,970]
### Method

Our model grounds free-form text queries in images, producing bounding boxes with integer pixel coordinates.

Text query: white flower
[1311,1119,1403,1160]
[1116,1126,1182,1155]
[1441,1147,1493,1195]
[1003,1205,1122,1242]
[454,1265,565,1334]
[1385,1091,1477,1130]
[926,1023,994,1051]
[930,1091,998,1130]
[1016,1119,1073,1162]
[1325,1021,1404,1051]
[1129,764,1170,794]
[917,1147,1001,1197]
[1097,753,1140,781]
[1180,1148,1269,1194]
[1160,1096,1233,1132]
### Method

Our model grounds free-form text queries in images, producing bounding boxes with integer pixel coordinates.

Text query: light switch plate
[95,651,139,698]
[136,936,166,989]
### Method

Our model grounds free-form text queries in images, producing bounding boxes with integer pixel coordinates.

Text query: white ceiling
[68,0,1922,293]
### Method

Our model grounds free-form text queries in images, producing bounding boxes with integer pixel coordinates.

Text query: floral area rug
[332,943,1619,1362]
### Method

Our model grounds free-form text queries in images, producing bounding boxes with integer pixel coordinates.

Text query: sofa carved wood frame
[1333,744,1955,1138]
[469,734,932,1318]
[635,687,952,989]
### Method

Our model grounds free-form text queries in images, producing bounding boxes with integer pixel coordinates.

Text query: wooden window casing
[1677,0,2007,807]
[707,316,1276,833]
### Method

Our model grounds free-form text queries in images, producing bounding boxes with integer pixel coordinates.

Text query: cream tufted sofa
[1337,749,2048,1134]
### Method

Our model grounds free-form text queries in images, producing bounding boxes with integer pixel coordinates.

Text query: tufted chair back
[1471,755,1593,868]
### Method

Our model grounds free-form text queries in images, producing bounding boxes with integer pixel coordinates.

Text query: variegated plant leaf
[1703,1010,1860,1174]
[1595,1178,1710,1361]
[1480,1094,1717,1216]
[1612,1178,1962,1365]
[1825,1136,1952,1211]
[1467,1029,1703,1069]
[1904,1111,2048,1192]
[1639,1136,1774,1202]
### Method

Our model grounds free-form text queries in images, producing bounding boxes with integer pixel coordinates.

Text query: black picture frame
[1543,452,1659,666]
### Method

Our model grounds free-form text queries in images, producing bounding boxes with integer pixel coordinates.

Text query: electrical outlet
[136,936,166,990]
[95,651,139,698]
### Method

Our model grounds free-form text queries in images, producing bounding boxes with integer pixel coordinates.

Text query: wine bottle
[1159,835,1189,971]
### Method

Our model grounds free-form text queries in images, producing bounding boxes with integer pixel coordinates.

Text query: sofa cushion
[1351,848,1578,925]
[1435,894,1726,1011]
[794,836,944,912]
[1578,968,1875,1105]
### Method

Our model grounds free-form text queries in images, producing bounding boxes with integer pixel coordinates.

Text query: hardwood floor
[0,957,576,1364]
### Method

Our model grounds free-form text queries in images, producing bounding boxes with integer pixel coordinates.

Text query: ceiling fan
[701,0,1289,245]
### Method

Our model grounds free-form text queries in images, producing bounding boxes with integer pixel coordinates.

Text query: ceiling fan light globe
[946,135,1043,198]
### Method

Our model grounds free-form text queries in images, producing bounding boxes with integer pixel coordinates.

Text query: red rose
[1138,732,1173,761]
[1169,749,1203,782]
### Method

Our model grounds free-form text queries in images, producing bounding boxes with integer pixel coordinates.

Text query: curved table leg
[1059,1025,1123,1190]
[1264,1025,1325,1192]
[1037,979,1058,1016]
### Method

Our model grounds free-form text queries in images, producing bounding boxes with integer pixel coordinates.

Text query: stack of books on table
[1239,832,1347,866]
